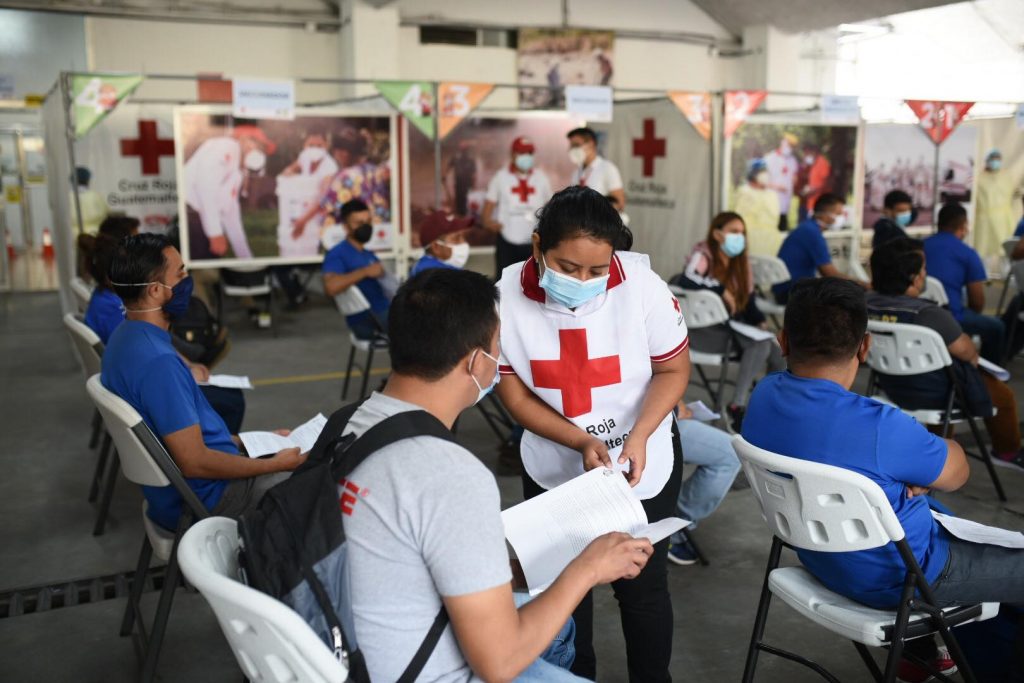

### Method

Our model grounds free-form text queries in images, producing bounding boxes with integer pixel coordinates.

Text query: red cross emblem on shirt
[672,297,681,314]
[632,118,666,178]
[512,176,535,203]
[531,329,621,418]
[120,120,175,176]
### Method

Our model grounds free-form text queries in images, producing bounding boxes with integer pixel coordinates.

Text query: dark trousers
[522,423,684,682]
[199,385,246,434]
[495,234,534,277]
[186,207,213,260]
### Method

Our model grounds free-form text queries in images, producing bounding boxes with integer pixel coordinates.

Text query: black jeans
[495,234,534,276]
[522,423,684,682]
[198,385,246,434]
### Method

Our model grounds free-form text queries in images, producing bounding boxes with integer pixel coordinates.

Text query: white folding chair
[670,285,737,421]
[919,276,949,307]
[748,255,789,327]
[865,321,1006,502]
[218,265,274,330]
[995,238,1018,315]
[178,517,348,683]
[335,285,389,401]
[86,375,210,683]
[1001,260,1024,359]
[733,435,998,683]
[70,276,94,314]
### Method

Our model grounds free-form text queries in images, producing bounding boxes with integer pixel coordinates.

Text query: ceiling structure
[691,0,966,34]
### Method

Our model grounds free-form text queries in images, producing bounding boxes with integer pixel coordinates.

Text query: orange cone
[42,227,54,260]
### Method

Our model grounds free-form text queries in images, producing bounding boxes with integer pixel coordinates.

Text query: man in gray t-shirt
[337,268,656,682]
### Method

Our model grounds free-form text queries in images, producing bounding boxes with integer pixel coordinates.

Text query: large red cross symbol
[120,120,175,176]
[512,177,535,203]
[632,118,666,178]
[531,328,621,418]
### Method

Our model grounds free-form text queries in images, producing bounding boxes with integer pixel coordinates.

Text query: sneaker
[992,450,1024,470]
[896,646,957,683]
[667,538,699,566]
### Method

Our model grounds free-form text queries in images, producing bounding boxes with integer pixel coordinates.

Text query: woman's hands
[577,432,648,487]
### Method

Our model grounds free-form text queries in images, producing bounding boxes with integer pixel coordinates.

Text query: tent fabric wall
[42,87,77,315]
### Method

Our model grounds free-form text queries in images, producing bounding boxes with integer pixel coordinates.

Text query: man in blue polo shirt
[102,234,306,530]
[924,203,1005,363]
[743,277,1024,680]
[773,193,868,304]
[322,199,392,340]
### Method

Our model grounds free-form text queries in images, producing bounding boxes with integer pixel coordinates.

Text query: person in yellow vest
[731,159,782,256]
[974,149,1019,271]
[72,166,108,236]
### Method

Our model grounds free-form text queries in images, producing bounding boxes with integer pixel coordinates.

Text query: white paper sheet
[239,413,327,457]
[202,374,253,390]
[502,468,689,594]
[932,511,1024,549]
[728,320,776,342]
[978,358,1010,382]
[686,400,721,422]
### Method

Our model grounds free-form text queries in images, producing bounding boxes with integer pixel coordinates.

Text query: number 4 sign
[376,81,435,137]
[905,100,975,145]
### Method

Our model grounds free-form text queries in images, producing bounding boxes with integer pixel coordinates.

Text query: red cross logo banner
[632,118,666,178]
[724,90,767,138]
[905,101,975,145]
[668,91,712,140]
[530,329,622,418]
[512,177,535,203]
[120,120,175,176]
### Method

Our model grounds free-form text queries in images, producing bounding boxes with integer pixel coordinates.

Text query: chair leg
[121,536,153,637]
[881,577,917,683]
[342,345,357,401]
[92,449,119,536]
[695,364,716,405]
[995,276,1010,316]
[680,527,709,566]
[88,432,112,502]
[140,548,182,683]
[951,377,1008,502]
[359,345,374,399]
[88,409,102,450]
[853,642,883,682]
[742,537,783,683]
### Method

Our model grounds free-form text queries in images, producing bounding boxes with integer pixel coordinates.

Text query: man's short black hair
[884,190,913,209]
[567,127,597,144]
[784,278,867,366]
[387,268,499,381]
[339,199,370,222]
[870,237,925,296]
[937,202,967,232]
[109,233,171,305]
[813,193,845,215]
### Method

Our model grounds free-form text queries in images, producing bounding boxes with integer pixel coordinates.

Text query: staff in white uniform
[482,136,553,273]
[568,127,626,211]
[276,130,339,257]
[496,185,690,681]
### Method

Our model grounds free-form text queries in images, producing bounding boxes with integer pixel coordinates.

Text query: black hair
[813,193,845,215]
[870,237,925,296]
[387,268,499,381]
[75,167,91,187]
[883,190,913,210]
[567,127,597,144]
[98,215,140,241]
[784,278,867,366]
[535,185,633,252]
[108,233,171,305]
[331,130,366,156]
[937,202,967,232]
[339,199,370,223]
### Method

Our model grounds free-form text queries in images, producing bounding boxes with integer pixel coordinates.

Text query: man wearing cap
[764,132,799,232]
[411,210,473,276]
[184,124,275,260]
[481,136,553,273]
[731,158,782,256]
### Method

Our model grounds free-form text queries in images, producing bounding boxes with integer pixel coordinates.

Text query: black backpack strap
[306,399,370,463]
[397,606,449,683]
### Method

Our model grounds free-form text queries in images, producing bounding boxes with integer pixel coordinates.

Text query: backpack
[238,401,458,682]
[169,296,225,365]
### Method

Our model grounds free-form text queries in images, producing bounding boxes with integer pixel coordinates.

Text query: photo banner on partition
[72,74,144,138]
[668,91,712,140]
[517,29,614,110]
[376,81,435,138]
[438,83,494,139]
[724,90,767,138]
[905,100,975,145]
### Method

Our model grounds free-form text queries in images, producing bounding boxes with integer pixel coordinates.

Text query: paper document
[728,320,776,343]
[239,413,328,458]
[932,512,1024,549]
[202,374,253,390]
[686,400,720,422]
[502,468,689,594]
[977,358,1010,382]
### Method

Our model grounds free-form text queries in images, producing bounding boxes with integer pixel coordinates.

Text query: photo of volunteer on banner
[174,108,395,266]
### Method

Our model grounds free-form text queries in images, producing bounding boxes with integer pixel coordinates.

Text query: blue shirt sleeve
[1015,218,1024,238]
[138,355,202,437]
[85,290,126,345]
[322,246,349,275]
[809,228,832,268]
[875,407,948,487]
[965,247,987,284]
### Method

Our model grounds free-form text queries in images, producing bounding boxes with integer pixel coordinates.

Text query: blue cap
[747,158,767,179]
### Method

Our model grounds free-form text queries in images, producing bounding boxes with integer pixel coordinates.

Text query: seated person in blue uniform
[101,234,305,531]
[772,193,868,304]
[743,277,1024,681]
[924,203,1005,363]
[871,189,914,249]
[322,199,392,340]
[411,210,473,276]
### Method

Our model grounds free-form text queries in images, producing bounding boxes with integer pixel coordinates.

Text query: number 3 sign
[905,100,975,145]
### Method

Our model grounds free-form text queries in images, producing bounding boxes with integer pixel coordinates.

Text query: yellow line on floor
[252,367,391,387]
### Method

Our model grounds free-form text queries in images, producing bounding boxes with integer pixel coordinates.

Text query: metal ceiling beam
[0,1,341,29]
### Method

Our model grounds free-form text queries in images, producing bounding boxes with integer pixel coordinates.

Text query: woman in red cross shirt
[496,185,691,681]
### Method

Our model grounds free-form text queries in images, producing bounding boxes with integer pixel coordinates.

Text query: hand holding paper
[240,413,327,457]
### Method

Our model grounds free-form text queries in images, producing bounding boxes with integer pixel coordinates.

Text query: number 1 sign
[905,100,975,145]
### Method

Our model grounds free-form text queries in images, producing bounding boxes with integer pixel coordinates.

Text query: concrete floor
[1,288,1022,682]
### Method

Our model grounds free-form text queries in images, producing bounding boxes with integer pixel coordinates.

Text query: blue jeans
[671,419,740,539]
[512,593,584,681]
[960,308,1005,364]
[930,536,1024,608]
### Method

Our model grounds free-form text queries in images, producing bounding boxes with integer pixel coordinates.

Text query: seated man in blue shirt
[411,210,472,276]
[773,193,868,304]
[871,189,914,250]
[102,234,306,531]
[322,199,391,340]
[924,203,1005,363]
[743,277,1024,680]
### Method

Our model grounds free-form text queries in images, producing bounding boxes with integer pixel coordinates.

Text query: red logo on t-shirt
[339,478,363,516]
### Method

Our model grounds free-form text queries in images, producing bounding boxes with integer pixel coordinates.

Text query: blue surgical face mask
[895,210,913,227]
[113,275,193,319]
[539,255,609,309]
[514,154,534,172]
[722,233,746,257]
[470,349,500,404]
[987,159,1002,171]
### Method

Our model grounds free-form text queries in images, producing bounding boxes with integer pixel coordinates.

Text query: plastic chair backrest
[63,313,103,380]
[749,255,791,288]
[335,285,371,317]
[865,320,952,376]
[70,277,94,313]
[732,435,905,551]
[1002,239,1018,261]
[1010,260,1024,290]
[178,517,348,683]
[669,285,730,329]
[920,276,949,306]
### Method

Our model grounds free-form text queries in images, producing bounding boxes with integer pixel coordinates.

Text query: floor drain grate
[0,566,174,619]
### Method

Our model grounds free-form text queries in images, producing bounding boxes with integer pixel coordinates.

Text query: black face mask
[352,223,373,244]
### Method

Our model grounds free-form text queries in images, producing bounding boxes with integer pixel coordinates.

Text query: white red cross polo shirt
[485,167,553,245]
[497,251,689,499]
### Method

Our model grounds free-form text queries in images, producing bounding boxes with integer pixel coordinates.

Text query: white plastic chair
[85,374,209,683]
[919,276,949,307]
[335,285,389,401]
[670,285,738,422]
[178,517,349,683]
[732,435,997,683]
[748,255,789,326]
[218,265,274,330]
[70,276,94,314]
[865,320,1005,501]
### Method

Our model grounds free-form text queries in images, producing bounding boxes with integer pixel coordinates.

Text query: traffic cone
[6,229,15,261]
[42,227,54,260]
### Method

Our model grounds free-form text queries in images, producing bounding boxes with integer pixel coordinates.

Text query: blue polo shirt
[410,254,458,277]
[742,372,950,609]
[322,240,390,329]
[1014,217,1024,238]
[923,230,987,322]
[101,320,234,530]
[773,218,831,301]
[85,287,125,345]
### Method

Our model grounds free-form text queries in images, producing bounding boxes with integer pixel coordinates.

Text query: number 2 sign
[905,100,975,145]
